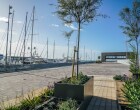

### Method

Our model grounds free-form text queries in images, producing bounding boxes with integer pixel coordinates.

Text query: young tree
[129,44,138,75]
[120,0,140,77]
[63,30,74,62]
[56,0,102,76]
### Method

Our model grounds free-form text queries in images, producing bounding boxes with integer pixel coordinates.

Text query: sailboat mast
[53,40,55,61]
[47,38,48,59]
[91,50,92,61]
[5,5,12,66]
[84,46,85,61]
[31,6,35,64]
[86,52,87,61]
[23,12,28,65]
[9,10,14,65]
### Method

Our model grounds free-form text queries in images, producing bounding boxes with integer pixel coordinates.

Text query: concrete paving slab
[0,63,129,102]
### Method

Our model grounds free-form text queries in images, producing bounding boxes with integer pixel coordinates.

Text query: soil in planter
[39,96,51,103]
[121,105,131,110]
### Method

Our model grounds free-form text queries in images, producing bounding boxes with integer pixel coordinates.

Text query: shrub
[129,51,139,75]
[4,105,20,110]
[113,75,123,80]
[40,88,54,99]
[96,60,102,63]
[45,89,54,97]
[58,99,78,110]
[4,87,54,110]
[123,79,140,110]
[113,74,129,81]
[61,72,90,85]
[4,95,41,110]
[78,73,90,84]
[20,93,41,110]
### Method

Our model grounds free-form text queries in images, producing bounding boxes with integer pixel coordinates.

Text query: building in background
[101,52,132,62]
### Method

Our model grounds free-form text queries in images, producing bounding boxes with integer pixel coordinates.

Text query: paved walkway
[87,76,118,110]
[0,63,129,102]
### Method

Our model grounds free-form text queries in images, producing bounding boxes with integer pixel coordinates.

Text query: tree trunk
[67,39,70,62]
[135,38,139,78]
[136,39,139,69]
[77,22,81,78]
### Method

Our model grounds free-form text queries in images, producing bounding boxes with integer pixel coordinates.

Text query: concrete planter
[54,76,94,110]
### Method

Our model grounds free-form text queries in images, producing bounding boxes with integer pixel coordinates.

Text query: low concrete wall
[27,61,94,70]
[0,61,94,73]
[117,59,130,66]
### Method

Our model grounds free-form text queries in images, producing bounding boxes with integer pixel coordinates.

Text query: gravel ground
[0,63,129,102]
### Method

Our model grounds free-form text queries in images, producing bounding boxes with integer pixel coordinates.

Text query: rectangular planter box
[54,76,94,110]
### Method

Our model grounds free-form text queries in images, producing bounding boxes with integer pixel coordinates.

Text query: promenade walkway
[87,76,118,110]
[0,63,129,102]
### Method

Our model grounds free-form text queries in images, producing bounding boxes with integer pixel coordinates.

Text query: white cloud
[0,29,6,33]
[14,21,23,24]
[0,16,22,24]
[64,23,77,30]
[64,23,83,31]
[51,24,59,27]
[0,17,8,22]
[52,14,55,17]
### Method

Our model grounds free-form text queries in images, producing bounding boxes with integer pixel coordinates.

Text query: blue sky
[0,0,133,60]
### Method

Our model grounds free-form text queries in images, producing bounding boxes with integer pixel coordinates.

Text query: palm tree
[98,56,101,60]
[63,30,74,62]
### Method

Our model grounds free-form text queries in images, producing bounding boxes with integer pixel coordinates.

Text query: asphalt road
[0,63,129,102]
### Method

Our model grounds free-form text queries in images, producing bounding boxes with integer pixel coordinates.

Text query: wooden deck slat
[116,81,130,106]
[87,76,118,110]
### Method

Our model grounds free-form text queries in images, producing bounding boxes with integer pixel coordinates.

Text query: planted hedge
[4,73,93,110]
[123,79,140,110]
[61,73,90,85]
[54,73,93,110]
[4,88,54,110]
